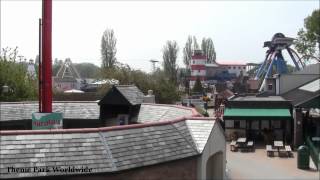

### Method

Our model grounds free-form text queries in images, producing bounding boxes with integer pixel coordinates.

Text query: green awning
[223,108,292,120]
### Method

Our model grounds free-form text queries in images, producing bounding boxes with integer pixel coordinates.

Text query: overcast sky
[0,0,318,72]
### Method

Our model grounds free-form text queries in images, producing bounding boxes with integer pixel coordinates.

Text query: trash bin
[297,145,310,169]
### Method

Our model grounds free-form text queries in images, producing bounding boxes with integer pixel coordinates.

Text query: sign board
[32,112,63,130]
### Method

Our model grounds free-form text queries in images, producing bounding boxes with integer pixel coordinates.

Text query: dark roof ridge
[0,116,213,136]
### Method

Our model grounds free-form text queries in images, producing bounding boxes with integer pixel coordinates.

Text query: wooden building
[99,85,145,126]
[223,95,293,144]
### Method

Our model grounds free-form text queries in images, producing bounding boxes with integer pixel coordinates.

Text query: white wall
[191,69,206,76]
[192,59,206,65]
[197,122,226,180]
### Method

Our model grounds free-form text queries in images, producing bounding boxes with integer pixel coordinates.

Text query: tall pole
[39,18,42,112]
[42,0,52,112]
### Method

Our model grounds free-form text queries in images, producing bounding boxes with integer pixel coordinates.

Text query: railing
[306,136,320,170]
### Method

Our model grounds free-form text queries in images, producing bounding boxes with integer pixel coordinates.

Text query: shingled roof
[0,102,100,122]
[116,85,144,105]
[0,117,215,179]
[136,104,198,123]
[99,85,144,106]
[0,103,198,122]
[282,78,320,108]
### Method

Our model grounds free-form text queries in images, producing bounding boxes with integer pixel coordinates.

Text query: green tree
[99,63,180,104]
[74,63,100,78]
[52,58,62,76]
[162,40,179,85]
[183,35,199,68]
[201,37,216,63]
[0,47,37,101]
[192,77,203,93]
[295,9,320,62]
[101,28,117,69]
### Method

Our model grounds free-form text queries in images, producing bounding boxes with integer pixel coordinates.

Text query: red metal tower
[41,0,52,112]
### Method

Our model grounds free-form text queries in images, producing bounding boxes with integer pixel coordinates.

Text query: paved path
[226,145,319,180]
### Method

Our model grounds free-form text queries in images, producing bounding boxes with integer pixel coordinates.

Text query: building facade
[189,50,248,88]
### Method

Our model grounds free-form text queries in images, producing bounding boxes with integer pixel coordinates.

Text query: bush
[0,58,37,101]
[195,106,209,117]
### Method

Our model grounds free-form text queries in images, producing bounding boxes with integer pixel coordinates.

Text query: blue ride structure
[255,33,305,91]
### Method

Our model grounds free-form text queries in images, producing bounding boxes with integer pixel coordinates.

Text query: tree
[101,28,117,69]
[183,35,199,68]
[162,40,179,84]
[74,63,100,78]
[201,37,216,63]
[0,47,37,101]
[295,9,320,62]
[192,77,203,93]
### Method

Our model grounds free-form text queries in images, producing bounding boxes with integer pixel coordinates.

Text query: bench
[266,145,276,157]
[285,145,292,157]
[247,141,254,152]
[230,140,237,151]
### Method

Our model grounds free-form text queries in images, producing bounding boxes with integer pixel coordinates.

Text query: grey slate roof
[0,103,196,123]
[231,96,286,101]
[0,118,215,179]
[282,78,320,107]
[115,85,144,105]
[0,102,100,122]
[136,104,194,123]
[293,63,320,75]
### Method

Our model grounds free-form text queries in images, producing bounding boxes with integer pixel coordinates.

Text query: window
[251,120,259,130]
[240,121,246,128]
[228,67,231,69]
[238,66,241,69]
[243,66,246,69]
[233,66,236,69]
[261,120,269,129]
[225,120,234,128]
[271,120,281,129]
[193,61,195,64]
[198,70,200,73]
[268,84,273,90]
[234,120,240,128]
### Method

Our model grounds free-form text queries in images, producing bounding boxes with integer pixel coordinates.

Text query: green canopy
[223,108,292,120]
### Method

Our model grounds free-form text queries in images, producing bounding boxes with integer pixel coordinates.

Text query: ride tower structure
[255,33,306,92]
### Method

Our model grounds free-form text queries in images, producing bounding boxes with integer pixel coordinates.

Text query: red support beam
[41,0,52,112]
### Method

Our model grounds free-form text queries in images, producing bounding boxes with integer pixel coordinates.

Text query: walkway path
[226,145,319,180]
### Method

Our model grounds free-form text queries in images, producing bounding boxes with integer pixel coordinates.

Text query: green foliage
[183,35,217,68]
[195,106,209,117]
[183,35,198,68]
[52,59,100,78]
[52,60,62,76]
[162,40,179,85]
[74,63,99,78]
[192,77,203,93]
[201,37,216,63]
[0,53,37,101]
[152,70,180,104]
[177,68,190,93]
[295,9,320,62]
[101,28,117,69]
[99,63,180,104]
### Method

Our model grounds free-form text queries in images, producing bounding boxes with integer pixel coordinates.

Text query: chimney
[143,90,155,103]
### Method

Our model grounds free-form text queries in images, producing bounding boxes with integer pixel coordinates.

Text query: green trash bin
[297,145,310,169]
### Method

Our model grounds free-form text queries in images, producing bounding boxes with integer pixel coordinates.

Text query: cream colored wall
[197,123,226,180]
